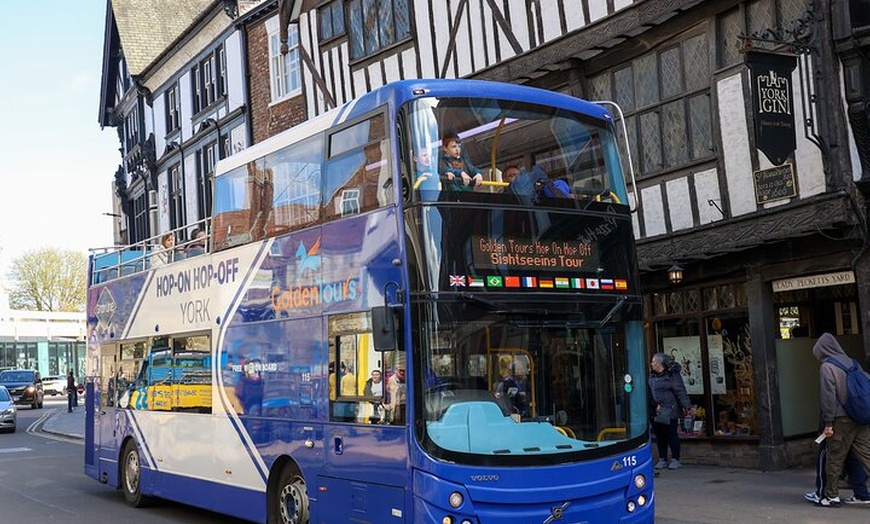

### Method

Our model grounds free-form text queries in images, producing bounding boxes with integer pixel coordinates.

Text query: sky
[0,1,119,281]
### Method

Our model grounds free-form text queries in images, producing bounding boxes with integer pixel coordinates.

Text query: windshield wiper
[598,296,627,327]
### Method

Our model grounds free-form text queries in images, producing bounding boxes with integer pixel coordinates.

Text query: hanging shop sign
[745,51,798,166]
[772,271,855,293]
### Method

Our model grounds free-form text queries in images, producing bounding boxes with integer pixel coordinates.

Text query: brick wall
[247,20,307,144]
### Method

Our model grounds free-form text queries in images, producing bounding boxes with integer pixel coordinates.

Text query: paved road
[39,406,870,523]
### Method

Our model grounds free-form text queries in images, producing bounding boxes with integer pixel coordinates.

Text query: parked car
[0,369,44,409]
[43,375,67,396]
[0,386,16,433]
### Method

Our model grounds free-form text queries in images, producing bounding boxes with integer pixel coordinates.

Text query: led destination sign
[473,236,599,271]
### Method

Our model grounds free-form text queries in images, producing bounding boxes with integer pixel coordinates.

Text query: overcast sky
[0,1,119,283]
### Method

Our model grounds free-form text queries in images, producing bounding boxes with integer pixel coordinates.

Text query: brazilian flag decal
[487,276,503,287]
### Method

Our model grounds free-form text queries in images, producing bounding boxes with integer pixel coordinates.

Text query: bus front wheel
[121,440,153,507]
[272,467,309,524]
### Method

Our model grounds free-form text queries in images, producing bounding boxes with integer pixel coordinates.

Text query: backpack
[826,358,870,425]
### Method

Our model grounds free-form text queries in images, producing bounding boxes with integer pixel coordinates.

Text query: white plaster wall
[384,53,401,84]
[693,168,722,226]
[839,60,864,180]
[666,177,693,231]
[431,1,450,76]
[180,70,194,140]
[792,63,825,197]
[564,2,586,32]
[641,184,667,237]
[588,0,609,23]
[230,123,247,155]
[629,192,641,240]
[718,73,756,217]
[415,2,436,78]
[368,63,384,89]
[401,48,417,82]
[614,0,634,10]
[153,95,167,156]
[541,1,562,43]
[507,0,529,60]
[184,153,198,226]
[225,31,245,112]
[157,170,170,233]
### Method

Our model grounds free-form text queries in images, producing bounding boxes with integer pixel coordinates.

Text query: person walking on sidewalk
[812,332,870,507]
[804,434,870,505]
[66,370,76,413]
[649,352,692,470]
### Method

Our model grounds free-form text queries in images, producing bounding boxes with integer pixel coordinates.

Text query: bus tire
[271,467,309,524]
[121,440,153,508]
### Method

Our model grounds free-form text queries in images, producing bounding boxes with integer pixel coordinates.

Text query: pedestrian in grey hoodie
[812,332,870,506]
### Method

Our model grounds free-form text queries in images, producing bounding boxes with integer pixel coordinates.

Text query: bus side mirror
[372,306,397,351]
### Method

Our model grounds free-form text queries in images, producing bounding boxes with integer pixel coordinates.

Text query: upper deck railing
[89,218,211,286]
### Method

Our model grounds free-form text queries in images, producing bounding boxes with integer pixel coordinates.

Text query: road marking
[0,447,32,453]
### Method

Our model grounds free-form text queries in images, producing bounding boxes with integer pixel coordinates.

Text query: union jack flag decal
[449,275,466,287]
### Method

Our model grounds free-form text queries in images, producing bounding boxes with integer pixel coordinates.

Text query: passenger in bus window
[499,165,521,193]
[495,362,531,419]
[413,146,440,196]
[364,369,385,424]
[363,369,384,397]
[186,229,207,257]
[439,132,483,191]
[151,233,176,268]
[385,362,406,424]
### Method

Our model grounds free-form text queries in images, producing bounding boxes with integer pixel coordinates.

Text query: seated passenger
[529,165,572,199]
[499,165,521,193]
[439,132,483,191]
[151,233,176,268]
[186,229,207,257]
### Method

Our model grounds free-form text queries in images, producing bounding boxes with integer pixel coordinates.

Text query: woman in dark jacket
[649,352,692,470]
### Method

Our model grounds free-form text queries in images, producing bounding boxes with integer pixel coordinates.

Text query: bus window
[172,334,212,414]
[328,312,393,424]
[323,113,392,221]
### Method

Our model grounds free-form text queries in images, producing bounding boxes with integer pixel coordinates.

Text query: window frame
[165,83,180,135]
[268,24,302,102]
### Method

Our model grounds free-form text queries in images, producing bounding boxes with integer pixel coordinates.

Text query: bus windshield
[406,96,623,203]
[415,299,643,465]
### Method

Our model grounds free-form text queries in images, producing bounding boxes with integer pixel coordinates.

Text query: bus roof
[215,79,613,176]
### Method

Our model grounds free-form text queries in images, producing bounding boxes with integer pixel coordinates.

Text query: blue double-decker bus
[85,79,653,523]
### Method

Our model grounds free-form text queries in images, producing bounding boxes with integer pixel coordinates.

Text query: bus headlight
[448,492,463,508]
[626,500,637,513]
[637,495,647,506]
[633,474,646,489]
[441,517,454,524]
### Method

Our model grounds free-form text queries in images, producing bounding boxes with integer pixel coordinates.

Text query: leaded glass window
[347,0,412,60]
[590,29,712,178]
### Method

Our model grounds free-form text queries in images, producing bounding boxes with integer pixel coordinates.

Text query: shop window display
[649,283,755,438]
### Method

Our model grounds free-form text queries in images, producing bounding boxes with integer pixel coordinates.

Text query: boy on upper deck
[439,132,482,191]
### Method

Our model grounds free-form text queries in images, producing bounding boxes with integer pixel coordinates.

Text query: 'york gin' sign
[745,51,798,166]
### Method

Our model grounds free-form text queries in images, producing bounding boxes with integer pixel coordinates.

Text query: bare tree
[7,248,87,312]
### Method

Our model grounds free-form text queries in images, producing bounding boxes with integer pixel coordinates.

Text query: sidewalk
[39,409,869,522]
[654,464,870,523]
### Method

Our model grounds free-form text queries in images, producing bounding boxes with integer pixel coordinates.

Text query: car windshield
[0,388,9,401]
[0,371,33,382]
